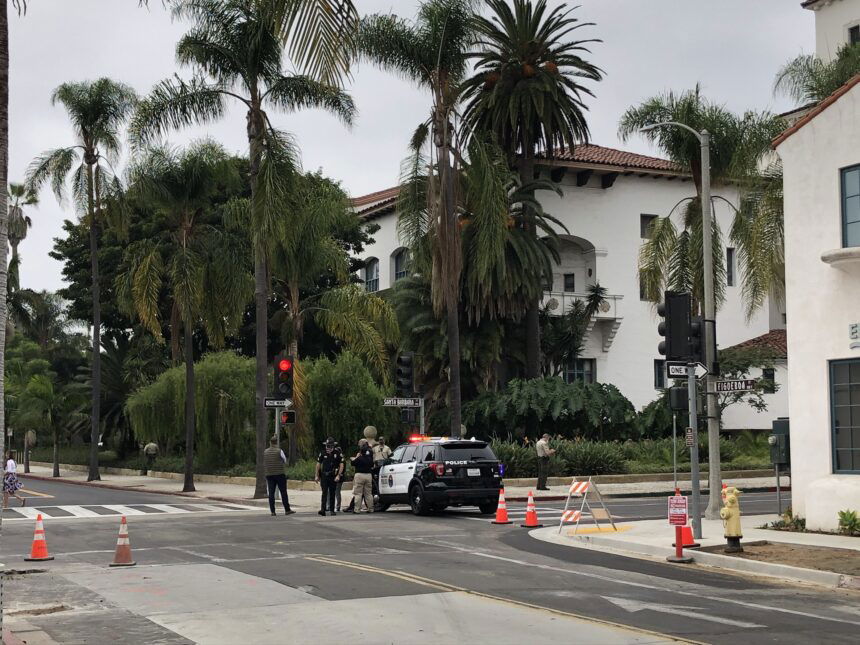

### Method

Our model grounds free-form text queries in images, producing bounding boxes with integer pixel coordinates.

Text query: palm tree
[461,0,602,380]
[357,0,477,437]
[26,78,137,482]
[117,140,251,491]
[774,43,860,106]
[7,183,37,291]
[130,0,355,497]
[618,86,784,316]
[11,290,70,352]
[541,283,606,377]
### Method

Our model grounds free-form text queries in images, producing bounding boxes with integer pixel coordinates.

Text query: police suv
[377,437,502,515]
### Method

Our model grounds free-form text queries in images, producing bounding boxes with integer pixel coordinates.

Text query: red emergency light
[408,433,424,443]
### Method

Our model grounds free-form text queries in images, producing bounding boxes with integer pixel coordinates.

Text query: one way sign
[665,361,708,379]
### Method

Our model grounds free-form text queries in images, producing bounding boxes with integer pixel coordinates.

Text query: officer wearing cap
[315,437,343,516]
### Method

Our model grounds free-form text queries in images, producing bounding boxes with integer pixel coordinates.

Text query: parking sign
[668,495,688,526]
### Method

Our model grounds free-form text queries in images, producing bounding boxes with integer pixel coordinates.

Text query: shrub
[554,440,627,476]
[838,509,860,536]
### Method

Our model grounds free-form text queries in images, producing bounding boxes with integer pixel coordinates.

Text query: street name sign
[264,398,292,408]
[715,379,757,393]
[665,361,708,379]
[383,397,421,408]
[668,495,688,526]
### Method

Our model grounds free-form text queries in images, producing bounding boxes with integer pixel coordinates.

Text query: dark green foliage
[464,377,637,441]
[302,352,400,452]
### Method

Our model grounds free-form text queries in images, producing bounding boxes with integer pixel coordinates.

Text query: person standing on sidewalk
[264,437,295,517]
[315,438,343,516]
[333,441,346,512]
[535,433,555,491]
[346,439,374,514]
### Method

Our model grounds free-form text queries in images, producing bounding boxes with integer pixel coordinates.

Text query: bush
[554,440,627,476]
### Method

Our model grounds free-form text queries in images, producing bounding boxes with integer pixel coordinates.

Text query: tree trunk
[23,433,29,473]
[52,430,60,478]
[520,147,541,380]
[86,163,101,481]
[248,106,268,498]
[182,321,195,492]
[0,4,9,631]
[288,337,299,465]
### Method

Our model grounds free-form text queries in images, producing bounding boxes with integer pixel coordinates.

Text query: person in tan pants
[347,438,374,513]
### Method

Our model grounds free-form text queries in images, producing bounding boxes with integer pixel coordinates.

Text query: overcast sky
[9,0,813,293]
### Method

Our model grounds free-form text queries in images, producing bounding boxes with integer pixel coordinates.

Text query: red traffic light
[278,358,293,372]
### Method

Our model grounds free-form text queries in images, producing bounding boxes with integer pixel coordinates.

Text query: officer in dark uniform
[333,441,346,512]
[315,437,343,516]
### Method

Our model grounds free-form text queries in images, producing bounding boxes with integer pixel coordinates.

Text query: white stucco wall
[776,80,860,530]
[811,0,860,61]
[720,363,789,432]
[355,161,788,431]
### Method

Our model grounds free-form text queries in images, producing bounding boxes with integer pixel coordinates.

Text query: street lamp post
[640,122,722,529]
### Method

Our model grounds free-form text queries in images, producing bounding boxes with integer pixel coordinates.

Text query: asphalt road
[1,480,851,645]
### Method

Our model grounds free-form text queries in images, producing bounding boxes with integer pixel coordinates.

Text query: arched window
[393,248,409,282]
[364,258,379,292]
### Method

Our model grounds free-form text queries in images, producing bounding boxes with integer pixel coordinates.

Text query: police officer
[333,441,346,512]
[315,437,343,516]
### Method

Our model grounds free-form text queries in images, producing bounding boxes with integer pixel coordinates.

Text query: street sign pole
[687,361,702,540]
[419,397,425,436]
[672,412,678,492]
[275,403,282,445]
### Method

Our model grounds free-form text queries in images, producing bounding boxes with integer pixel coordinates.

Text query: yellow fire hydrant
[720,486,743,553]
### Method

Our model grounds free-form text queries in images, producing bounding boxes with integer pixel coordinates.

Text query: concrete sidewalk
[20,463,789,509]
[531,514,860,589]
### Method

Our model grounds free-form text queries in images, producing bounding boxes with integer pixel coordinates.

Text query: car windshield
[441,444,495,461]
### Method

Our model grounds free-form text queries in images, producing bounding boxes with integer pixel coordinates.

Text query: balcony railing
[541,291,623,320]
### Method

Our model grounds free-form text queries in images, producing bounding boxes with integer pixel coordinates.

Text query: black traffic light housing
[274,354,294,398]
[280,409,296,425]
[689,316,706,365]
[396,352,414,397]
[657,291,692,361]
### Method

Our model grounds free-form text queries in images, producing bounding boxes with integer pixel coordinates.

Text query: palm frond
[25,147,79,204]
[263,74,355,125]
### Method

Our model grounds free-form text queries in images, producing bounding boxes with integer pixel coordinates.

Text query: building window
[563,273,576,293]
[762,367,776,394]
[726,247,736,287]
[843,164,860,248]
[849,24,860,46]
[654,359,666,389]
[565,358,595,384]
[393,249,408,282]
[364,258,379,293]
[832,359,860,473]
[640,214,658,239]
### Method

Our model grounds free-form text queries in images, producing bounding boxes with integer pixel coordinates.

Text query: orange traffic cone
[672,525,701,548]
[491,488,512,525]
[520,491,543,528]
[24,514,54,562]
[109,516,136,567]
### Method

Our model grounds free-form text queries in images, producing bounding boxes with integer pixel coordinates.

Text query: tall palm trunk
[288,336,299,465]
[86,162,101,482]
[183,320,196,492]
[520,145,540,380]
[435,104,462,438]
[0,4,9,632]
[52,430,60,478]
[248,103,268,498]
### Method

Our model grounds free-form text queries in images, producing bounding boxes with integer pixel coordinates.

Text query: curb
[506,485,791,503]
[529,526,856,589]
[2,628,29,645]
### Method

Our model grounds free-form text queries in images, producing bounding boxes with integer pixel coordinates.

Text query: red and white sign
[568,481,590,496]
[668,495,688,526]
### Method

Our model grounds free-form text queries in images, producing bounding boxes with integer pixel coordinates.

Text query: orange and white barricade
[558,477,617,534]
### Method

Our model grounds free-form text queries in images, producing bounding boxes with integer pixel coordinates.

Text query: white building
[803,0,860,61]
[353,144,787,429]
[774,72,860,530]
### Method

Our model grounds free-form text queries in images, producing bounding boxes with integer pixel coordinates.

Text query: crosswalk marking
[0,503,257,522]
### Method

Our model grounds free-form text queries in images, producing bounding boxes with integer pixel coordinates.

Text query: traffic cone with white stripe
[491,488,512,525]
[520,491,543,528]
[24,514,54,561]
[109,516,136,567]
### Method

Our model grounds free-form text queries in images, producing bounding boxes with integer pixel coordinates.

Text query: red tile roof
[724,329,787,358]
[350,186,400,208]
[773,74,860,148]
[540,143,681,173]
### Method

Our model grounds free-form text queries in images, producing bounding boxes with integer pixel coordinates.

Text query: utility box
[769,417,790,466]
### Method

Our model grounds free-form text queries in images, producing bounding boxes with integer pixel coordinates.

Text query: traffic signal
[657,291,691,361]
[400,408,415,424]
[274,354,294,398]
[395,352,414,397]
[280,409,296,425]
[689,316,705,365]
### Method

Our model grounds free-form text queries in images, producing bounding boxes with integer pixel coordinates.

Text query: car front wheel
[409,484,430,516]
[478,503,497,515]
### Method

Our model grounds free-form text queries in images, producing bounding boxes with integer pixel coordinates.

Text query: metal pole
[672,412,678,491]
[699,130,722,521]
[275,406,282,445]
[419,398,425,436]
[688,364,702,540]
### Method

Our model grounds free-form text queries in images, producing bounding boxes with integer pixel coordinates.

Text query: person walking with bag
[3,451,25,508]
[264,437,295,517]
[345,439,374,514]
[316,438,343,516]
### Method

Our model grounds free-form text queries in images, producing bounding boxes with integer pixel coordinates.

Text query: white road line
[63,506,104,518]
[144,504,192,513]
[12,507,46,519]
[101,505,148,516]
